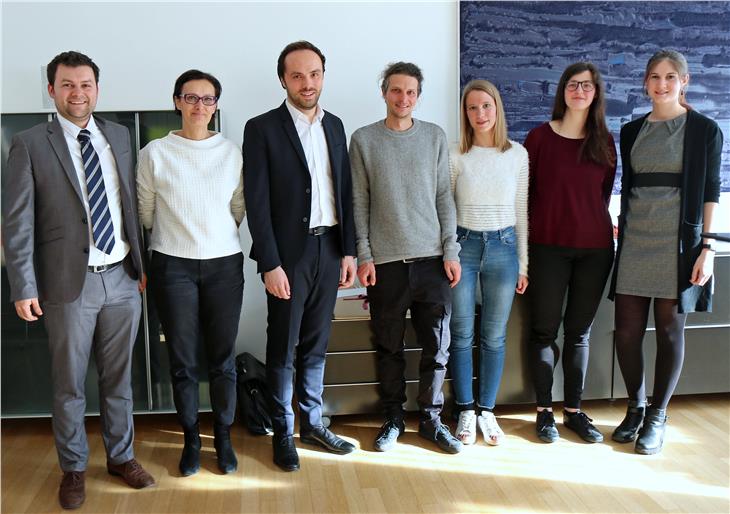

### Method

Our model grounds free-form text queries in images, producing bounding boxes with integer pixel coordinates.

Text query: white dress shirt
[285,100,337,228]
[57,113,130,266]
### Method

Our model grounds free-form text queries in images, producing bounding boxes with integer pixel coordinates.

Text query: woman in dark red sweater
[524,62,616,444]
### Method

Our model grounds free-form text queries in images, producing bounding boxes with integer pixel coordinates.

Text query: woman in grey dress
[609,50,722,454]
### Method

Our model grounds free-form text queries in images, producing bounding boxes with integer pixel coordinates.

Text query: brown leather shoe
[107,459,156,489]
[59,471,85,510]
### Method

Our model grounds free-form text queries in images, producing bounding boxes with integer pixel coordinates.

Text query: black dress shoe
[635,407,667,455]
[300,426,356,455]
[612,400,646,443]
[273,434,300,471]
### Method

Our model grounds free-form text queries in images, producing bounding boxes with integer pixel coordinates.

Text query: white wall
[1,1,459,359]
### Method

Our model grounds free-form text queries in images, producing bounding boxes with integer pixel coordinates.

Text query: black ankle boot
[635,407,667,455]
[214,425,238,474]
[612,400,646,443]
[179,424,201,476]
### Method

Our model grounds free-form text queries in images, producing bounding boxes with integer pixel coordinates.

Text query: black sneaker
[563,411,604,443]
[536,410,560,443]
[373,419,405,452]
[418,422,463,454]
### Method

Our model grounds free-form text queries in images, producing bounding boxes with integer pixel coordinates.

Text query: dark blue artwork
[460,1,730,192]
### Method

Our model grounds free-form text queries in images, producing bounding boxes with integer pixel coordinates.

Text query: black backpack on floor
[235,352,274,435]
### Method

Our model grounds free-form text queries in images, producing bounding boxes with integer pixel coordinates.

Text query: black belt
[308,225,335,236]
[632,173,682,188]
[88,261,122,273]
[402,256,440,264]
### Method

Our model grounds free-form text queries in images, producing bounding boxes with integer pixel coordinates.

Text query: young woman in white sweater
[137,70,244,476]
[449,80,529,445]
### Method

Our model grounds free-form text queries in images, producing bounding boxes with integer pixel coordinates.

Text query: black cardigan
[608,110,723,313]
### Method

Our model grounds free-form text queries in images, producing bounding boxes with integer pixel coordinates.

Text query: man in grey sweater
[350,62,463,454]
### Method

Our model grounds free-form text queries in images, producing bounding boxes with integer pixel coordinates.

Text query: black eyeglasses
[177,94,218,106]
[565,81,595,92]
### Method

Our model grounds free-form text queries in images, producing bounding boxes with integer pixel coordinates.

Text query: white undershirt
[57,113,130,266]
[285,100,337,228]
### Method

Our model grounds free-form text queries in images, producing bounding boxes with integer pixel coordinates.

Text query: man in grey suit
[2,51,155,510]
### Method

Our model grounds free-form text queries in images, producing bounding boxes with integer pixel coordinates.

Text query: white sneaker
[456,409,477,445]
[478,411,504,446]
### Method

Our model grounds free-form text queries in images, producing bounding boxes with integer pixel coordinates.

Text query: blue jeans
[450,226,519,410]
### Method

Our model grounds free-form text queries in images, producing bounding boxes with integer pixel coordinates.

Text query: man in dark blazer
[243,40,357,471]
[2,51,154,509]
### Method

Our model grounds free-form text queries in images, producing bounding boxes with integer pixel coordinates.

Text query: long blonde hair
[459,79,512,154]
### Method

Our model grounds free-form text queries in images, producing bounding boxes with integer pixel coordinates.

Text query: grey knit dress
[615,113,687,299]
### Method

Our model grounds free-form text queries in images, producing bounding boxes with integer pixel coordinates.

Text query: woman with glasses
[449,80,528,446]
[137,69,244,475]
[608,50,721,454]
[524,62,616,444]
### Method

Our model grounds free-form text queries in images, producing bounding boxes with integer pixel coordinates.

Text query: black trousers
[151,251,244,430]
[266,231,340,436]
[527,244,613,409]
[367,259,452,427]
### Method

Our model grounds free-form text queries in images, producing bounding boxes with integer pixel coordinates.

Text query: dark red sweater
[524,123,616,248]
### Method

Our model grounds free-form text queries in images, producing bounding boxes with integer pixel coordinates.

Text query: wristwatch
[701,243,715,252]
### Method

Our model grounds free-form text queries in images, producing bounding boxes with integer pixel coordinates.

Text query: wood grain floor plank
[2,394,728,513]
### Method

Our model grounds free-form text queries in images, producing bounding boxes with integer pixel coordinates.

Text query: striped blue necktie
[78,129,115,255]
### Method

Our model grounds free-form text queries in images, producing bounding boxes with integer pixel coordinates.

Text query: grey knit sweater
[350,119,459,265]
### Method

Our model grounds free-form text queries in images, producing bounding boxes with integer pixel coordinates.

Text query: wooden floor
[2,394,728,514]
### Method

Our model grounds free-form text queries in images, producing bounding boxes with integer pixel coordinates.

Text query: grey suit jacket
[2,115,144,303]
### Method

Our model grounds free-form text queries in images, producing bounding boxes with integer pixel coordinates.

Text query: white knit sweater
[449,141,529,275]
[137,131,245,259]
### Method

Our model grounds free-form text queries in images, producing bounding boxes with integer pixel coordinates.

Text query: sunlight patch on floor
[294,435,727,500]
